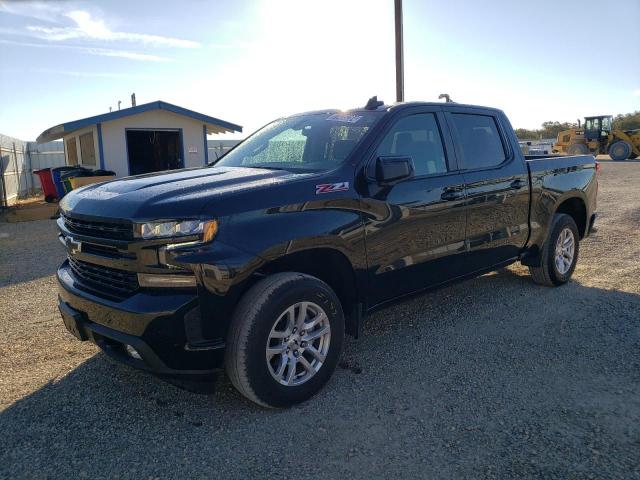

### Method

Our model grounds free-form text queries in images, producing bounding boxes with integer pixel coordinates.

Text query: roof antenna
[109,107,112,112]
[438,93,454,103]
[118,100,121,111]
[365,96,384,110]
[131,93,136,107]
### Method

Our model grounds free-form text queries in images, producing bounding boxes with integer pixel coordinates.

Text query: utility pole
[394,0,404,102]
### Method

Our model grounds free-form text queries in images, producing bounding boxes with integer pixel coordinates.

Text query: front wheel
[567,143,589,155]
[528,213,580,286]
[225,272,344,408]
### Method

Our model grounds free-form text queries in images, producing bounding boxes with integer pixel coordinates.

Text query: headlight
[138,219,218,241]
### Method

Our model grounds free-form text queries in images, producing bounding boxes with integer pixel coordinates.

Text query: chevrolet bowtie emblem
[65,236,82,255]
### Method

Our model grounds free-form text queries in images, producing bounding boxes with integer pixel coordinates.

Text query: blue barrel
[51,166,87,198]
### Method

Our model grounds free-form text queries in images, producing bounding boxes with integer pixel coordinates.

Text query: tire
[225,272,344,408]
[609,141,632,161]
[528,213,580,287]
[567,143,589,155]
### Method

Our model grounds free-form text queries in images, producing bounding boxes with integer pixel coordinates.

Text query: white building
[37,101,242,177]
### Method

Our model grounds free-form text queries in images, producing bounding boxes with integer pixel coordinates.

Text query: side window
[451,114,507,169]
[377,113,447,176]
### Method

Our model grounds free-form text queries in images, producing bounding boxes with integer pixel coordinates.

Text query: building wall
[100,110,207,177]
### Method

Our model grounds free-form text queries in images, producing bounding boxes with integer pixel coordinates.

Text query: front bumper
[57,261,225,376]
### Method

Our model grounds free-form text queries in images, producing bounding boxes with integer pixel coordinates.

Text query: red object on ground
[34,168,58,203]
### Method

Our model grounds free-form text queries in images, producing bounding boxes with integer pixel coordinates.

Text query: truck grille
[62,214,133,240]
[69,257,139,297]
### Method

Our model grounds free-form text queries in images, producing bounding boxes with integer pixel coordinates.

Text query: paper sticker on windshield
[316,182,349,194]
[326,113,362,123]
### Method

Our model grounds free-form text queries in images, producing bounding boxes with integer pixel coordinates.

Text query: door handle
[510,179,526,189]
[441,188,464,201]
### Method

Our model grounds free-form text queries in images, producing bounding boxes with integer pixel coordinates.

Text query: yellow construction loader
[552,115,640,160]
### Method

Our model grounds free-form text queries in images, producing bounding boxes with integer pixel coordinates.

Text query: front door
[361,109,468,306]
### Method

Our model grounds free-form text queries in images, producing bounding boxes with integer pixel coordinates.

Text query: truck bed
[525,153,597,171]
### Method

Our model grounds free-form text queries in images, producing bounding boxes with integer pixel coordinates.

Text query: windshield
[215,111,383,172]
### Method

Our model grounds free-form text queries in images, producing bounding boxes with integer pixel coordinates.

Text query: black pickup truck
[57,99,598,407]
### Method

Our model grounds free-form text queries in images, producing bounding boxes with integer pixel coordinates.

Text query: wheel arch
[256,247,363,337]
[555,196,587,239]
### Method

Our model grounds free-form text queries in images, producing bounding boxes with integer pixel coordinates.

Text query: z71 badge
[315,182,349,194]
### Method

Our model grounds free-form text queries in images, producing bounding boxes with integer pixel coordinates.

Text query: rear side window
[451,114,507,169]
[377,113,447,176]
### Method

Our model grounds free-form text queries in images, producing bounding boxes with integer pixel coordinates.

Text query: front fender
[214,198,367,269]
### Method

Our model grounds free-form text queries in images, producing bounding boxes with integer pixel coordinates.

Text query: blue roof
[37,100,242,143]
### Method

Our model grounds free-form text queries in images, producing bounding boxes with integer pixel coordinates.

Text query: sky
[0,0,638,141]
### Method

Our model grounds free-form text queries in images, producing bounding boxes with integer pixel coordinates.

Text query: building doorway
[126,129,183,175]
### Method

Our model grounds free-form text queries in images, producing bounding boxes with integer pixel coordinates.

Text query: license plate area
[59,301,88,341]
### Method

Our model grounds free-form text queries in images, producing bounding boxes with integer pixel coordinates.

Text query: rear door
[445,108,530,272]
[360,107,468,305]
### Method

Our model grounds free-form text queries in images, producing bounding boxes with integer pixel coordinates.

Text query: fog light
[138,273,197,288]
[125,344,142,360]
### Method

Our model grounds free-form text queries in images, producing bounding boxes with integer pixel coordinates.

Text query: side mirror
[375,155,415,184]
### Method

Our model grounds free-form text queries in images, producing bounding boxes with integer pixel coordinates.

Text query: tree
[540,121,578,139]
[612,111,640,131]
[515,128,539,139]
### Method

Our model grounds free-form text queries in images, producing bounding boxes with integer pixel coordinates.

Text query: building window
[66,137,78,166]
[79,132,96,166]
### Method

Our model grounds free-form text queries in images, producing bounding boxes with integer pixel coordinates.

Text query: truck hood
[60,166,308,221]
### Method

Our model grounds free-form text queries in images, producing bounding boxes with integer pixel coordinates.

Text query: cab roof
[291,100,503,118]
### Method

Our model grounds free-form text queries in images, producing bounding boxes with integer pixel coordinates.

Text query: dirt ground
[1,160,639,479]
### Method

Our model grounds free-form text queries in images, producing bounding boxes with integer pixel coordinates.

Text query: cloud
[0,1,63,23]
[84,47,172,62]
[33,68,155,79]
[0,39,172,62]
[0,3,200,48]
[25,9,200,48]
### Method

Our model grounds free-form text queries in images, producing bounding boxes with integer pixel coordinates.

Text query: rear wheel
[609,141,632,161]
[528,213,580,287]
[225,272,344,408]
[567,143,589,155]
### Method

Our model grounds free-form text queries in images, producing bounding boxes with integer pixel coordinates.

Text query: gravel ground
[1,161,639,479]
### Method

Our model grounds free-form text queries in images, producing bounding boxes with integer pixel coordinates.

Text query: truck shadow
[2,267,639,477]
